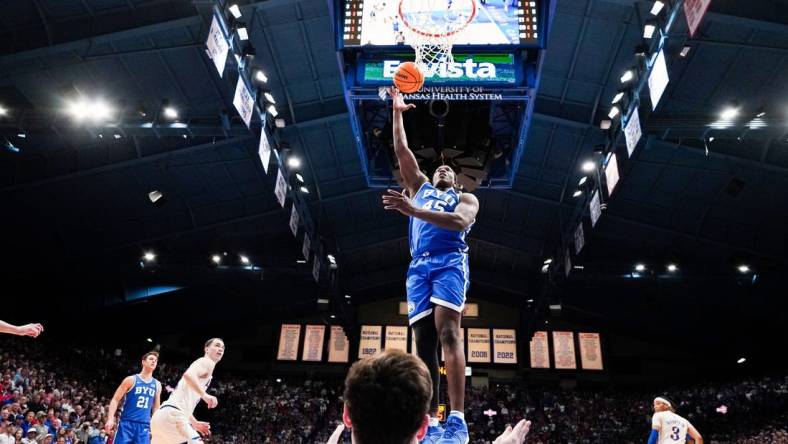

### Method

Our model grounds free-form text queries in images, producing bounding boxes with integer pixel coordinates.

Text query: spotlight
[148,190,163,203]
[263,92,276,104]
[0,104,7,116]
[345,294,352,299]
[228,4,242,19]
[635,263,646,272]
[573,190,583,198]
[236,26,249,41]
[275,378,281,383]
[720,106,739,120]
[649,0,665,15]
[737,264,750,273]
[267,104,278,117]
[212,255,222,264]
[163,106,178,120]
[540,264,549,273]
[543,258,552,265]
[608,106,621,119]
[255,70,268,83]
[66,98,113,122]
[643,20,657,39]
[113,134,122,139]
[299,186,309,194]
[330,314,336,319]
[327,254,336,264]
[736,357,746,364]
[680,46,691,57]
[297,259,307,264]
[143,252,156,262]
[755,108,766,118]
[612,91,625,104]
[146,338,153,343]
[578,176,588,186]
[667,264,677,272]
[581,160,596,173]
[287,157,301,168]
[275,118,286,128]
[599,119,612,130]
[295,173,305,183]
[240,255,250,265]
[620,69,635,83]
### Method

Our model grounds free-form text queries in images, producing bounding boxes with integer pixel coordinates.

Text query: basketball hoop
[398,0,477,71]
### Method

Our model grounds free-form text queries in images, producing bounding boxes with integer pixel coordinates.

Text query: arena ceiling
[1,0,787,323]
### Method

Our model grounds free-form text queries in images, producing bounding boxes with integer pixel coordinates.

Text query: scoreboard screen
[341,0,540,47]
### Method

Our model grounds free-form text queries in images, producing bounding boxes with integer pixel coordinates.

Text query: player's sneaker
[438,414,469,444]
[420,423,444,444]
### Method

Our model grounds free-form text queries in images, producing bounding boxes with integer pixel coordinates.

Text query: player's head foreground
[342,349,431,444]
[204,338,225,362]
[653,396,675,413]
[141,351,159,371]
[432,164,457,191]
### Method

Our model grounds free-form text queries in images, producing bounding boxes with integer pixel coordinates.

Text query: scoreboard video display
[341,0,541,47]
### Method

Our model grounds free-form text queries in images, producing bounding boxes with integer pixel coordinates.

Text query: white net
[398,0,477,71]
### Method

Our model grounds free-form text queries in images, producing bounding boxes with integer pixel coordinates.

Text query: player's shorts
[115,420,151,444]
[406,250,469,325]
[150,406,202,444]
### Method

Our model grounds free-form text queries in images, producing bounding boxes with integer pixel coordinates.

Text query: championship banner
[205,15,229,77]
[302,235,311,260]
[441,328,465,362]
[589,191,601,227]
[574,223,585,255]
[328,326,350,363]
[529,331,550,369]
[274,169,287,207]
[258,127,272,174]
[289,205,299,237]
[358,325,382,358]
[683,0,712,37]
[493,329,517,364]
[233,77,255,128]
[467,328,491,363]
[552,331,577,369]
[385,326,408,352]
[624,107,642,158]
[462,303,479,317]
[579,332,604,370]
[605,153,620,196]
[312,255,320,282]
[302,325,325,362]
[276,324,301,361]
[648,50,669,110]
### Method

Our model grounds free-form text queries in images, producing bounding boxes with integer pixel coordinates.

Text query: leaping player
[150,338,224,444]
[105,352,162,444]
[382,87,479,444]
[648,396,704,444]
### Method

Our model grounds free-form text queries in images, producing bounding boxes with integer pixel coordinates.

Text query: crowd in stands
[2,336,786,443]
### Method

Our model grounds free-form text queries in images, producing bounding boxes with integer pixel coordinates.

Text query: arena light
[236,26,249,41]
[543,258,552,265]
[0,104,7,116]
[572,189,583,197]
[295,173,305,183]
[650,1,665,15]
[228,4,242,19]
[330,314,336,319]
[737,264,750,273]
[275,118,286,128]
[255,70,268,83]
[296,259,307,264]
[148,190,164,203]
[620,69,635,83]
[267,104,278,117]
[212,255,222,264]
[162,106,178,120]
[611,91,625,104]
[720,106,739,120]
[635,263,646,272]
[680,46,691,57]
[275,378,282,383]
[667,263,678,272]
[581,160,596,173]
[736,357,746,364]
[345,294,352,299]
[146,338,153,343]
[17,133,26,138]
[299,186,309,194]
[263,92,276,104]
[143,251,156,262]
[643,20,657,39]
[287,157,301,168]
[240,255,250,265]
[67,98,113,122]
[578,176,588,186]
[608,105,621,119]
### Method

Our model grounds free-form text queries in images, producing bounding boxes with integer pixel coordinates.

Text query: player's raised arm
[387,87,427,195]
[105,376,134,433]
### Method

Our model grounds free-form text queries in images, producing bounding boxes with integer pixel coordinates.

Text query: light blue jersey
[408,181,471,256]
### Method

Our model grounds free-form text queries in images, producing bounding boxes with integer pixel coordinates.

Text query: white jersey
[162,359,213,414]
[652,411,692,444]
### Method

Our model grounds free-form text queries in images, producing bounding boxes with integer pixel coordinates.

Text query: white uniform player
[150,338,224,444]
[649,397,703,444]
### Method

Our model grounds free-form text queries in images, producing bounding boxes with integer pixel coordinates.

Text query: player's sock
[449,410,464,420]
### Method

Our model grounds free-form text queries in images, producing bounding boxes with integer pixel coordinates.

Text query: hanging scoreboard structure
[330,0,556,190]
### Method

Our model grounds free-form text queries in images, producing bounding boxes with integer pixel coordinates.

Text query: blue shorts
[115,420,150,444]
[406,251,469,325]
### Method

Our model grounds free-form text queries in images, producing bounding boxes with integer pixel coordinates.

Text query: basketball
[394,62,424,93]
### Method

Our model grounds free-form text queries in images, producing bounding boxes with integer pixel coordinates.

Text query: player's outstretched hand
[201,394,218,409]
[325,423,345,444]
[493,419,531,444]
[103,418,115,434]
[386,87,416,113]
[382,189,416,216]
[17,323,44,337]
[192,421,211,436]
